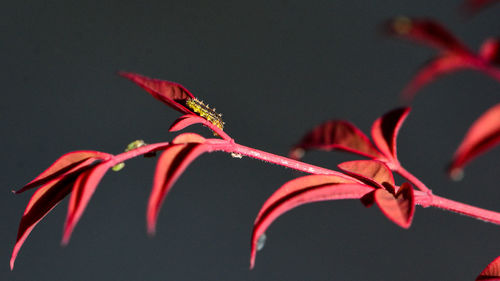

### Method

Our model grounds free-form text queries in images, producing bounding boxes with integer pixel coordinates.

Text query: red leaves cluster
[11,73,230,269]
[290,107,410,170]
[11,151,113,269]
[384,17,500,179]
[251,108,417,268]
[385,17,500,101]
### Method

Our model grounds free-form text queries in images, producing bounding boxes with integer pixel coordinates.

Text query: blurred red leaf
[371,107,410,165]
[477,256,500,280]
[250,180,374,269]
[119,72,195,115]
[400,55,469,101]
[374,182,415,229]
[384,17,469,53]
[338,160,394,188]
[480,38,500,65]
[15,151,111,194]
[448,103,500,179]
[147,134,209,234]
[385,18,500,101]
[290,120,384,160]
[462,0,500,15]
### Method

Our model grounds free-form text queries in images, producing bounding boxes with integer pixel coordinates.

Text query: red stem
[212,140,348,176]
[395,165,431,194]
[414,191,500,224]
[202,138,500,225]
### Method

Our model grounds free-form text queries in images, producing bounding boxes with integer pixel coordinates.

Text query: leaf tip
[10,257,15,271]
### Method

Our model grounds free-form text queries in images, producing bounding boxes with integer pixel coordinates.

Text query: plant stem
[414,191,500,224]
[206,138,500,226]
[395,165,431,194]
[207,140,351,178]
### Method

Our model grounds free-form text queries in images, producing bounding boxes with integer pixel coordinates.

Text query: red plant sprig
[11,73,500,278]
[290,107,430,193]
[384,17,500,101]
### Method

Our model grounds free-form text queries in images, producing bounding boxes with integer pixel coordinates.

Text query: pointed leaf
[10,169,90,270]
[385,17,469,53]
[62,164,111,244]
[290,120,384,160]
[401,55,471,101]
[477,256,500,280]
[374,182,415,229]
[251,182,374,269]
[479,38,500,65]
[16,151,111,193]
[255,174,360,223]
[371,107,410,164]
[449,103,500,179]
[169,115,227,138]
[119,72,195,115]
[338,160,394,188]
[147,143,209,234]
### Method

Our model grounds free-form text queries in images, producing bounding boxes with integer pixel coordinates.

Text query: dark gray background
[1,1,499,280]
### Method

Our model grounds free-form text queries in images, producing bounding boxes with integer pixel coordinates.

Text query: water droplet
[257,233,267,251]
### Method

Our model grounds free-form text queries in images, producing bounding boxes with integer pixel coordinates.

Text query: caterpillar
[185,98,225,131]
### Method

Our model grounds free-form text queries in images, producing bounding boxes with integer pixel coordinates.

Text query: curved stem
[395,165,431,193]
[206,139,352,178]
[203,138,500,226]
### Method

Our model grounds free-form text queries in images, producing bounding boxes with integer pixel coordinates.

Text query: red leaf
[10,169,91,270]
[169,115,209,132]
[290,120,384,160]
[374,182,415,229]
[119,72,195,115]
[169,115,226,138]
[15,151,111,193]
[338,160,394,188]
[62,164,111,244]
[479,38,500,65]
[254,175,360,223]
[172,132,207,144]
[250,180,374,269]
[401,55,470,101]
[477,256,500,280]
[147,143,209,234]
[385,17,469,53]
[371,107,410,164]
[462,0,500,16]
[449,103,500,179]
